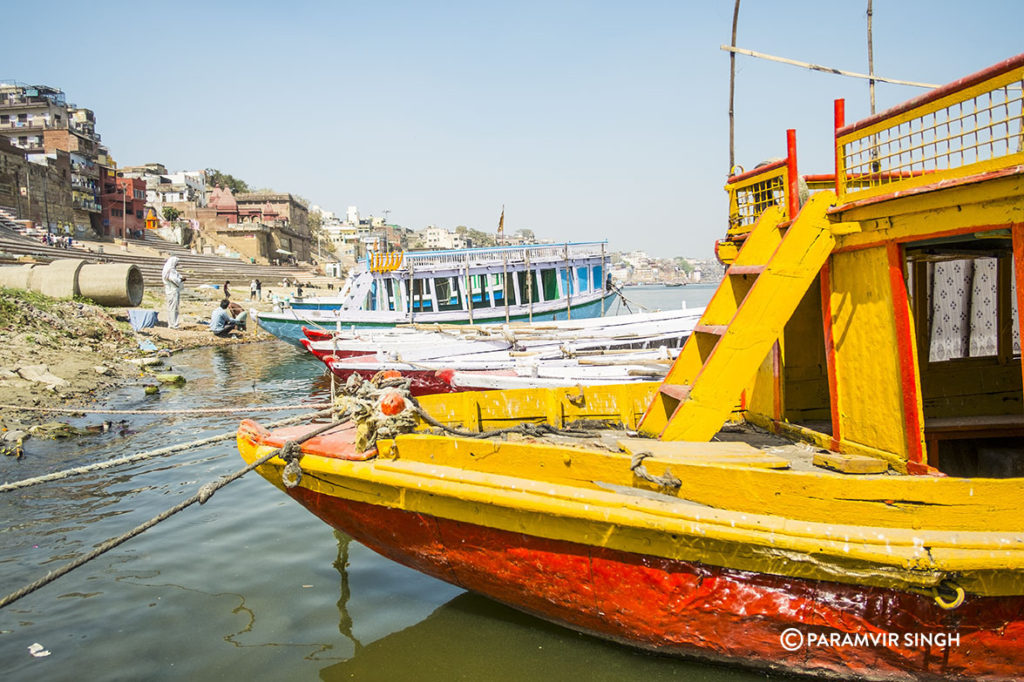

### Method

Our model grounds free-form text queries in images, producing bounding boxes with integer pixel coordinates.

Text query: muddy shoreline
[0,286,291,452]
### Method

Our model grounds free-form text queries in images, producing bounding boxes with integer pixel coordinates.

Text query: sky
[3,1,1022,256]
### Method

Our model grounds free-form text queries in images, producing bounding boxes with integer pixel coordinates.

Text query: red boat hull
[302,326,335,342]
[289,486,1024,681]
[300,338,376,361]
[323,365,465,395]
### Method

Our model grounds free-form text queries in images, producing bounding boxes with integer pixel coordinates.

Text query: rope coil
[280,441,304,488]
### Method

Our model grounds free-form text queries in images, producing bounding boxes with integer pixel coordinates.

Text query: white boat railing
[370,242,607,269]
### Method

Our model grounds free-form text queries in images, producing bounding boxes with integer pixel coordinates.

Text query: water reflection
[2,316,781,681]
[331,531,362,654]
[322,534,766,682]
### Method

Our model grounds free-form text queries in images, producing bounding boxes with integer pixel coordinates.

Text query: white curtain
[928,258,1016,361]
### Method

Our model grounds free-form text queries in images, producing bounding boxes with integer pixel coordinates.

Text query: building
[100,174,146,239]
[192,187,313,263]
[119,164,208,217]
[0,137,73,234]
[0,81,112,237]
[417,225,467,250]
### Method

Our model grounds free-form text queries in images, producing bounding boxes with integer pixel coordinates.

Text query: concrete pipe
[29,259,85,299]
[0,264,39,291]
[78,263,144,307]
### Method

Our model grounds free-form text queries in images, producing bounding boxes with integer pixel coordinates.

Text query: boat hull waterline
[237,426,1024,681]
[301,495,1021,681]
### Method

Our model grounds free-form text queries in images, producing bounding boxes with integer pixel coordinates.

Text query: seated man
[209,299,246,337]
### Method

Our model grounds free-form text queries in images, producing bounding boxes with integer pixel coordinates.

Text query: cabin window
[491,273,517,306]
[559,268,574,296]
[517,270,540,303]
[384,278,404,312]
[434,277,463,312]
[370,278,382,311]
[468,274,491,309]
[592,265,604,290]
[576,266,589,292]
[384,279,395,311]
[490,274,504,305]
[905,237,1023,477]
[540,268,559,301]
[411,278,434,312]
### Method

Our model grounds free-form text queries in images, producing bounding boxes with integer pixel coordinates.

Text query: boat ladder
[638,191,836,441]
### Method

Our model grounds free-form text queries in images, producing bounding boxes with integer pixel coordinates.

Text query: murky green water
[1,285,774,681]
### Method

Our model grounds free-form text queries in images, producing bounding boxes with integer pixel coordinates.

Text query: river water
[1,284,772,681]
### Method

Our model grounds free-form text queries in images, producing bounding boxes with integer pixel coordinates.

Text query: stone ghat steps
[0,232,336,292]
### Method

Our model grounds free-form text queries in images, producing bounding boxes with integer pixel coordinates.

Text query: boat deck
[430,421,901,476]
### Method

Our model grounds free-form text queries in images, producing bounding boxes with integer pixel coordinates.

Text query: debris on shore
[0,286,269,444]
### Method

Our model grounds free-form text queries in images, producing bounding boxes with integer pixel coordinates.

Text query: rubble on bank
[0,286,275,450]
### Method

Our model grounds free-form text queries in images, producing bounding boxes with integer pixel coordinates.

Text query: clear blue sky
[3,1,1022,256]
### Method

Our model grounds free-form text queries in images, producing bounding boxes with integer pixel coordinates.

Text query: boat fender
[379,390,407,416]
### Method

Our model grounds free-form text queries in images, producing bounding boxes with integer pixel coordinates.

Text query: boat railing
[835,53,1024,204]
[369,242,607,269]
[723,129,800,236]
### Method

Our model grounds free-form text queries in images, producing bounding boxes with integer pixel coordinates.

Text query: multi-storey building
[100,172,146,239]
[418,225,468,250]
[0,81,112,236]
[0,137,73,234]
[193,187,312,263]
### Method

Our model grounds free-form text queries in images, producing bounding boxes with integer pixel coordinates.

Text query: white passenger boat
[257,242,614,345]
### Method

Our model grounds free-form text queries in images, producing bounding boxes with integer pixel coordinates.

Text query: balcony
[72,198,101,212]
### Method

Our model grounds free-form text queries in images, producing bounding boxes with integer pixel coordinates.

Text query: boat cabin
[705,55,1024,477]
[323,242,610,322]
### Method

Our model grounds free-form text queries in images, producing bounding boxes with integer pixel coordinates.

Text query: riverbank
[0,285,287,447]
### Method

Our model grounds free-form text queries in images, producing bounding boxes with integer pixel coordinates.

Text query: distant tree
[674,257,694,275]
[162,206,181,222]
[468,228,496,247]
[206,169,250,194]
[515,228,536,242]
[308,211,323,232]
[307,212,332,257]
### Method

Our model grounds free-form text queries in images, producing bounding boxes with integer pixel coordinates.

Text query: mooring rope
[0,403,330,415]
[0,409,344,610]
[411,400,608,440]
[332,372,613,453]
[630,451,682,492]
[607,282,651,314]
[0,410,330,493]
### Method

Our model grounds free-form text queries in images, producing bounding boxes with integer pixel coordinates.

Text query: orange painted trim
[819,264,841,450]
[726,159,787,184]
[785,130,799,220]
[886,243,926,468]
[1013,223,1024,391]
[831,222,1017,255]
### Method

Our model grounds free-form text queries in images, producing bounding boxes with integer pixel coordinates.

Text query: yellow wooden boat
[239,54,1024,680]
